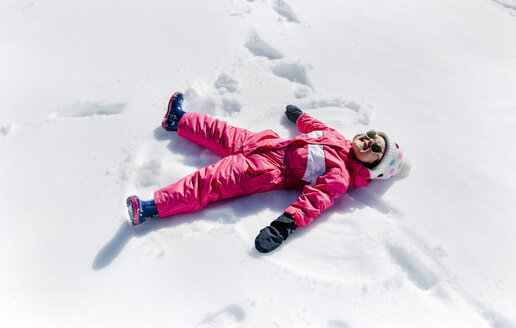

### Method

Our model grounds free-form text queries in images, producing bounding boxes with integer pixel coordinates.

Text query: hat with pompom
[367,132,404,180]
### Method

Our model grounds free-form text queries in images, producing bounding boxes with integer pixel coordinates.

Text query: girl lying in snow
[126,92,404,253]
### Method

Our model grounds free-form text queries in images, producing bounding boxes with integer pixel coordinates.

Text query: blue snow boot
[126,195,159,225]
[162,91,186,132]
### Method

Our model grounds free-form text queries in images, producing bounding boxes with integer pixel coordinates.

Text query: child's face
[352,133,386,165]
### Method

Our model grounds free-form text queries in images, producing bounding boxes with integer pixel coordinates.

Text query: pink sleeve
[296,113,331,134]
[284,169,349,227]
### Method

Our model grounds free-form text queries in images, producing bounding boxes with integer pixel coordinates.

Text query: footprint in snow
[483,309,516,328]
[1,124,12,136]
[214,72,240,94]
[492,0,516,12]
[244,30,312,89]
[245,29,284,60]
[272,0,299,23]
[197,305,245,328]
[271,61,313,89]
[57,100,126,118]
[387,244,439,291]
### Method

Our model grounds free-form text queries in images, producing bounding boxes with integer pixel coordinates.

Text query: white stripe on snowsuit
[301,130,326,186]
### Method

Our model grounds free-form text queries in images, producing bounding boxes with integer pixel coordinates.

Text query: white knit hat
[367,132,404,180]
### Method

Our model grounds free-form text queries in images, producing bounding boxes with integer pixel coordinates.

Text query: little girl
[126,92,404,253]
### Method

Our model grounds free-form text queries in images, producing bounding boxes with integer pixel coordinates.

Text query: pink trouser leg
[155,113,285,218]
[177,112,256,157]
[154,152,284,218]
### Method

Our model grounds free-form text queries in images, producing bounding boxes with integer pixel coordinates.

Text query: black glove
[285,105,303,123]
[255,213,297,253]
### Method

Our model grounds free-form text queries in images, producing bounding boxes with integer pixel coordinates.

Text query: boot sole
[127,196,140,225]
[161,91,181,131]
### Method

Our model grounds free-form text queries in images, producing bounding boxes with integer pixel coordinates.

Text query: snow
[1,0,516,327]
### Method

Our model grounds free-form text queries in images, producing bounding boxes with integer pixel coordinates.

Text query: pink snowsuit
[154,112,372,227]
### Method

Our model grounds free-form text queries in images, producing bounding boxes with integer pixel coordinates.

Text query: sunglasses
[366,130,383,153]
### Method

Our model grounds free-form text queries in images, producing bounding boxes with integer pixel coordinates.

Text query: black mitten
[255,213,297,253]
[285,105,303,123]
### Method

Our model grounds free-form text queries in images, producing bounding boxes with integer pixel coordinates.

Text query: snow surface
[2,0,516,327]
